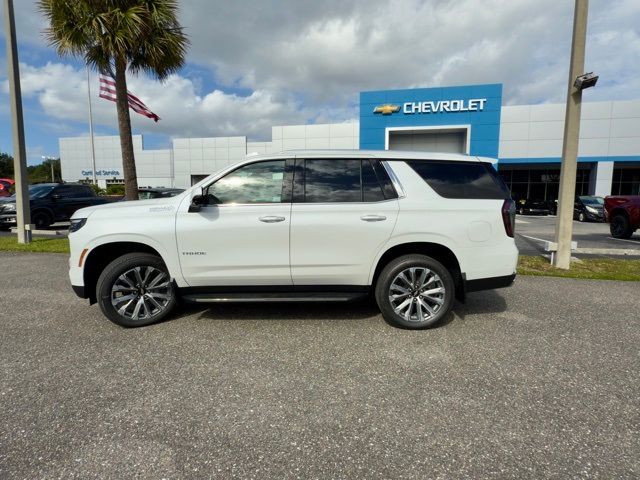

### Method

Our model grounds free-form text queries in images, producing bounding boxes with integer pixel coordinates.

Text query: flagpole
[86,66,97,185]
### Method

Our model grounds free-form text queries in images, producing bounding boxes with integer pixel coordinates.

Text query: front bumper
[585,211,604,222]
[0,214,16,225]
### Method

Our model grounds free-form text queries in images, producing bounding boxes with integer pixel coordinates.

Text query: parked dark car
[517,199,550,215]
[0,183,113,229]
[138,187,184,200]
[546,199,558,215]
[574,195,604,222]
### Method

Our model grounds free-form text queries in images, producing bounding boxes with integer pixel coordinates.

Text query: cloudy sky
[0,0,639,164]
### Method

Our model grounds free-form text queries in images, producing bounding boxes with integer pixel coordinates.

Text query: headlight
[2,203,16,212]
[69,218,87,233]
[586,206,597,214]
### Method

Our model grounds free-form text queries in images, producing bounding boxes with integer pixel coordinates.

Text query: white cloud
[3,61,317,140]
[1,0,639,144]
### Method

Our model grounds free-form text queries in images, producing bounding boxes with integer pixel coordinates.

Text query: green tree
[27,158,61,183]
[0,152,14,179]
[38,0,189,200]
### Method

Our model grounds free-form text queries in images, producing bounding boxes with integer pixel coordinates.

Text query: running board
[181,292,367,303]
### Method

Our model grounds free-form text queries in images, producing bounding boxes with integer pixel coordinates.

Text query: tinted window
[304,159,361,202]
[372,160,398,199]
[406,160,509,199]
[362,160,385,202]
[206,160,285,204]
[55,186,89,198]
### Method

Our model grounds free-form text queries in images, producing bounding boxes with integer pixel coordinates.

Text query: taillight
[501,199,516,238]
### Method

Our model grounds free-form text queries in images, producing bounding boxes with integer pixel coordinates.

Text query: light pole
[553,0,597,269]
[3,0,31,243]
[42,155,56,182]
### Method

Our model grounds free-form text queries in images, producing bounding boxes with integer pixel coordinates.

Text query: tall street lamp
[2,0,31,243]
[553,0,598,269]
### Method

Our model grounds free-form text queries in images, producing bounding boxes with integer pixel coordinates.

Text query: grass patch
[0,236,70,254]
[518,255,640,281]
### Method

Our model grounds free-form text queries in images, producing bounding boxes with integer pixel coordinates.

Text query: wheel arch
[83,241,165,304]
[31,207,54,223]
[370,241,464,300]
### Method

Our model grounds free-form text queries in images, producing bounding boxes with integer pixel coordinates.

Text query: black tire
[374,254,455,329]
[96,252,177,327]
[32,210,52,229]
[610,214,633,239]
[578,212,586,222]
[519,207,525,215]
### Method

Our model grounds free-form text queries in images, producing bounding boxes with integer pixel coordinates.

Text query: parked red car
[0,178,15,197]
[604,195,640,239]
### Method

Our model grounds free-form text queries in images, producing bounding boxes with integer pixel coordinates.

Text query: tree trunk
[114,57,138,200]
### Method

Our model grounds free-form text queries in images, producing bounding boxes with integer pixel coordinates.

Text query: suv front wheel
[96,253,177,327]
[375,254,455,329]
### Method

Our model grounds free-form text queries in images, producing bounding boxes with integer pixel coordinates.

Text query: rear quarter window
[405,160,510,200]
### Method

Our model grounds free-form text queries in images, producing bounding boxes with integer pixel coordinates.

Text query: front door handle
[360,214,387,222]
[259,216,286,223]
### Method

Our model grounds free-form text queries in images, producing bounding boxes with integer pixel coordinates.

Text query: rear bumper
[465,273,516,293]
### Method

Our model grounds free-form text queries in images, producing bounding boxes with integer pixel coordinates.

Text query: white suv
[68,150,518,329]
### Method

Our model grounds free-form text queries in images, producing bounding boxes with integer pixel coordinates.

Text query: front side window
[205,160,286,204]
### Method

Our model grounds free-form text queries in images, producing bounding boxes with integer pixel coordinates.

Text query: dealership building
[60,83,640,198]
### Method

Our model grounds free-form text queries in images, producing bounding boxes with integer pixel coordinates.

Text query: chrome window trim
[381,160,406,198]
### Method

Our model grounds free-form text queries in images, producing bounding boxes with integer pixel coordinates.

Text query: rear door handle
[360,214,387,222]
[259,216,286,223]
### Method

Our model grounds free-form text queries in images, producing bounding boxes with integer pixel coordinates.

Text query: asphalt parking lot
[515,215,640,257]
[1,252,638,478]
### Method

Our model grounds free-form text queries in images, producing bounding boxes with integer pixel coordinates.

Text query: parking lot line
[607,237,640,245]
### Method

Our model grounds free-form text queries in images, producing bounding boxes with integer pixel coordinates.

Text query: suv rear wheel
[375,254,455,329]
[96,253,177,327]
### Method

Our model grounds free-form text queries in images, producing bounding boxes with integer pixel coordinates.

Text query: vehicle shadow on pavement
[166,291,508,327]
[450,290,508,324]
[173,299,382,323]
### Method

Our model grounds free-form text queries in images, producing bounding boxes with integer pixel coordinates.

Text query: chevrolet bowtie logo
[373,104,401,115]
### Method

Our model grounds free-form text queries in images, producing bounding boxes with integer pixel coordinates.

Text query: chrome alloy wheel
[110,266,172,321]
[388,267,445,323]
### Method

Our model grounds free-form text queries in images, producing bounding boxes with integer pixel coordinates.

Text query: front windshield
[579,196,604,205]
[2,185,55,200]
[29,185,56,199]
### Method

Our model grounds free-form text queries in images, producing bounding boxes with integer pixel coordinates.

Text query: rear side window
[406,160,509,199]
[294,159,398,203]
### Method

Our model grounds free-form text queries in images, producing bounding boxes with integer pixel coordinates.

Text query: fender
[367,232,463,285]
[84,232,188,287]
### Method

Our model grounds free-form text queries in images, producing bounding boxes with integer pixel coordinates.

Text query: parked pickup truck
[0,183,113,229]
[604,195,640,239]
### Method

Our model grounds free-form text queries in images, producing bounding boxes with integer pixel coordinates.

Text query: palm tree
[38,0,189,200]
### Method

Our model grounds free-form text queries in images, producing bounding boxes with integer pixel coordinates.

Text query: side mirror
[188,193,208,212]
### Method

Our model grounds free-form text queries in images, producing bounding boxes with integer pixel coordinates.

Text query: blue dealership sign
[359,83,502,157]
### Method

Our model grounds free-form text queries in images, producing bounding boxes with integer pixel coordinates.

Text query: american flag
[99,71,160,122]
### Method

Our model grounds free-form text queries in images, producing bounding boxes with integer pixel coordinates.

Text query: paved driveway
[1,253,638,478]
[515,215,640,256]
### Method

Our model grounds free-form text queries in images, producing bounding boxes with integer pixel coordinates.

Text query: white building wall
[59,100,637,190]
[498,100,640,159]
